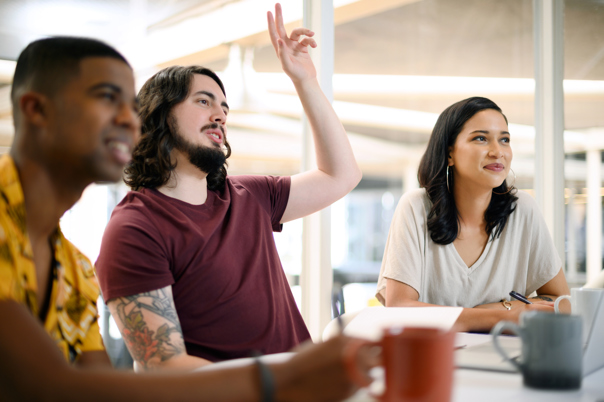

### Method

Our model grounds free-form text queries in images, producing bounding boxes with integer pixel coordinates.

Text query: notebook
[583,289,604,376]
[343,306,463,342]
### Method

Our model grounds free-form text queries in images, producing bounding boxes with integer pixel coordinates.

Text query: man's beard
[172,122,227,174]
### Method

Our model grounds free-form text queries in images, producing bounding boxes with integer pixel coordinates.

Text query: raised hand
[267,3,317,84]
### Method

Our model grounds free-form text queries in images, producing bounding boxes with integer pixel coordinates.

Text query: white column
[586,150,603,282]
[300,0,334,341]
[59,184,109,263]
[566,189,578,280]
[123,0,149,70]
[533,0,565,267]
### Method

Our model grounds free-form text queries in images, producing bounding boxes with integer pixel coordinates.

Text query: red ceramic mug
[345,327,455,402]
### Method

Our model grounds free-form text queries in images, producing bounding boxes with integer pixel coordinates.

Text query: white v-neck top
[376,189,561,308]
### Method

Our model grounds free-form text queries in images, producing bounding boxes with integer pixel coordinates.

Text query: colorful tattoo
[532,295,554,302]
[113,289,185,368]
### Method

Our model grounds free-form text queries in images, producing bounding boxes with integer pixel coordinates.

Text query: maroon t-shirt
[95,175,310,362]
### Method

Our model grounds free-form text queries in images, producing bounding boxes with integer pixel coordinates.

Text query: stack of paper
[343,306,463,341]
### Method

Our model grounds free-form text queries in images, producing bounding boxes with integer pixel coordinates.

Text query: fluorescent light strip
[257,73,604,96]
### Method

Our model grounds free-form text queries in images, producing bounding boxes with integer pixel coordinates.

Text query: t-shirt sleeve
[376,190,426,305]
[95,205,174,301]
[521,193,562,294]
[231,175,291,232]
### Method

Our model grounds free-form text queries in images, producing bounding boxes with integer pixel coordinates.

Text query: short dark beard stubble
[171,121,227,175]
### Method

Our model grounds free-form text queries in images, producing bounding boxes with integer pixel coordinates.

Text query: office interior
[0,0,603,354]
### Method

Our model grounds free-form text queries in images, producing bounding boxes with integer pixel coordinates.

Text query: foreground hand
[271,335,375,402]
[267,3,317,84]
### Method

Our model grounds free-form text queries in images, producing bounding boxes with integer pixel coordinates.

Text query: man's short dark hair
[124,65,231,192]
[11,36,130,125]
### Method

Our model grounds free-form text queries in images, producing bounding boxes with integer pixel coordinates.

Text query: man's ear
[18,92,49,127]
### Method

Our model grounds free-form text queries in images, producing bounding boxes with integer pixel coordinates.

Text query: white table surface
[347,332,604,402]
[347,366,604,402]
[198,333,604,401]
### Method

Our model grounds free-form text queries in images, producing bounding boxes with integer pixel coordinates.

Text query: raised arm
[106,285,212,372]
[0,299,364,401]
[267,3,362,223]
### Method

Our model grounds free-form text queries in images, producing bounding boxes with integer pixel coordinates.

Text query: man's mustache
[201,123,225,136]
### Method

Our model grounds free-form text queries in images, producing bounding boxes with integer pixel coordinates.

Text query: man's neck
[157,159,210,205]
[12,153,85,241]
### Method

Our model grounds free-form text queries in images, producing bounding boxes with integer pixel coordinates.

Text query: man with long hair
[0,35,369,402]
[95,3,361,371]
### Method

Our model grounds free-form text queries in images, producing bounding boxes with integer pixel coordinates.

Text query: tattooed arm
[1,299,365,401]
[107,285,212,372]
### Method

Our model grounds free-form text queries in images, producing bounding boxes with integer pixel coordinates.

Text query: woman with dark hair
[376,97,569,332]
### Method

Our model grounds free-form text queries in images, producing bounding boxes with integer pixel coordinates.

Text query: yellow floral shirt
[0,154,104,363]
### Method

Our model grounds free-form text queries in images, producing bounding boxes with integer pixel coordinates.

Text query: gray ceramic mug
[491,311,582,390]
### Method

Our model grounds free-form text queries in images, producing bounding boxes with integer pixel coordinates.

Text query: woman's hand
[503,302,555,323]
[474,299,554,321]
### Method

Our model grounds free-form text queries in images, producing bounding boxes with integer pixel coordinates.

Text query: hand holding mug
[344,327,455,402]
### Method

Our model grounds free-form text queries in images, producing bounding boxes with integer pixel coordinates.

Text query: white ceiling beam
[257,73,604,97]
[255,92,589,153]
[0,86,597,156]
[226,114,423,159]
[146,0,419,69]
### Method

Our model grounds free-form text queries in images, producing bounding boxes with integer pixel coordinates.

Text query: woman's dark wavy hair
[124,65,231,192]
[417,96,518,245]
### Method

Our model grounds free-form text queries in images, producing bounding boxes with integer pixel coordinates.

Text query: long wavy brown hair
[418,97,518,245]
[124,66,231,191]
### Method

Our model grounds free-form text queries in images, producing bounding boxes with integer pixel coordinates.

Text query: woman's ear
[447,146,454,166]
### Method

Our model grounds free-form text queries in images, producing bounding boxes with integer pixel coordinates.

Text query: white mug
[554,288,604,345]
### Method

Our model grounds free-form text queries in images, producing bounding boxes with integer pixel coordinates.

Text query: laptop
[583,289,604,376]
[456,292,604,376]
[455,332,521,373]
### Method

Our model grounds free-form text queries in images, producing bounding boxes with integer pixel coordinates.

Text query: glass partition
[564,0,604,286]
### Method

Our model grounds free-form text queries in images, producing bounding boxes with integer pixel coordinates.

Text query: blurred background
[0,0,602,362]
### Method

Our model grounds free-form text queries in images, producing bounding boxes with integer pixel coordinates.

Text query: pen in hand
[509,290,532,304]
[332,293,344,333]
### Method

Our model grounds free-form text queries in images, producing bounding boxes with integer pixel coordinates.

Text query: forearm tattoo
[532,295,554,302]
[112,289,185,369]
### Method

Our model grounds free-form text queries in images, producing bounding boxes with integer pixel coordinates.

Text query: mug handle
[342,338,381,398]
[554,295,571,314]
[491,321,522,371]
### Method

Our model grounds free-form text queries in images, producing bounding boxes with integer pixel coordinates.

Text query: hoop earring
[493,168,516,195]
[446,166,451,193]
